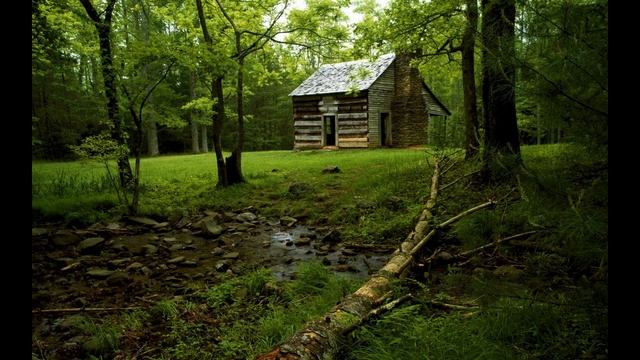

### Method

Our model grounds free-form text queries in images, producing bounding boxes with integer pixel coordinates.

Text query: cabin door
[324,116,336,146]
[380,112,390,146]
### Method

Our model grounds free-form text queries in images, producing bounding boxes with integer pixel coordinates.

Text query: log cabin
[289,53,451,149]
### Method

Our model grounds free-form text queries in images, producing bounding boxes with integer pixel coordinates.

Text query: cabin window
[324,116,336,146]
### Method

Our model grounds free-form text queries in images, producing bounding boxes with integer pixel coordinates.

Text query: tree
[480,0,520,180]
[79,0,134,187]
[462,0,480,158]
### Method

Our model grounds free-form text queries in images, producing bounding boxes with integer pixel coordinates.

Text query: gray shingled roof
[289,53,396,96]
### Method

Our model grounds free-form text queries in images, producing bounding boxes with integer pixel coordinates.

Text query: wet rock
[223,252,240,260]
[106,223,121,230]
[267,220,281,226]
[111,243,128,252]
[319,245,332,252]
[153,222,170,229]
[142,244,158,255]
[201,221,223,237]
[210,247,225,256]
[86,269,114,278]
[216,260,230,272]
[110,258,131,266]
[52,231,81,247]
[321,230,341,244]
[106,271,130,285]
[32,228,48,237]
[163,237,177,243]
[280,216,298,227]
[322,257,331,266]
[341,249,357,256]
[181,260,198,267]
[294,237,311,246]
[61,262,81,272]
[77,237,105,253]
[322,165,341,174]
[237,212,257,222]
[126,262,144,271]
[316,250,328,256]
[169,244,185,251]
[128,216,159,226]
[167,256,185,264]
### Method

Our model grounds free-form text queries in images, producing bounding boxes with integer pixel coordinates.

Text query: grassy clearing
[33,148,436,243]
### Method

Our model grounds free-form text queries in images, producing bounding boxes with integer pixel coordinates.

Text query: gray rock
[294,237,311,246]
[142,244,158,255]
[77,237,105,253]
[322,165,340,174]
[32,228,48,237]
[223,252,240,260]
[201,221,223,237]
[106,223,121,230]
[167,256,185,264]
[153,222,170,229]
[128,216,159,226]
[216,260,230,272]
[280,216,297,227]
[86,269,114,278]
[211,247,225,256]
[52,231,81,247]
[237,212,257,222]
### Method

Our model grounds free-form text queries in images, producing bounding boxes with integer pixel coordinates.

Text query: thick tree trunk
[481,0,520,179]
[189,71,200,153]
[80,0,133,188]
[462,0,480,159]
[146,121,159,156]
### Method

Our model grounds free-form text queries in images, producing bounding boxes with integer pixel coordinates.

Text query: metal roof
[289,53,396,96]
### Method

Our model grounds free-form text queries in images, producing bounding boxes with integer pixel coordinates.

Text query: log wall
[367,64,395,147]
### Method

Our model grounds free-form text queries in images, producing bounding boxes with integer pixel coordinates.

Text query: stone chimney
[391,53,429,147]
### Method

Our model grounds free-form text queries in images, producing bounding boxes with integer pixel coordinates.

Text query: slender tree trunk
[146,121,159,156]
[189,71,200,153]
[536,103,541,145]
[196,0,227,186]
[201,124,209,152]
[225,55,246,184]
[480,0,520,180]
[80,0,133,188]
[463,0,480,159]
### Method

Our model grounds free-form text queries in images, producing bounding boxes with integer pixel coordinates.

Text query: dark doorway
[380,112,390,146]
[324,116,336,146]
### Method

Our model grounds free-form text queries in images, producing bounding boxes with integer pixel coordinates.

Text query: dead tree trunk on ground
[257,158,496,359]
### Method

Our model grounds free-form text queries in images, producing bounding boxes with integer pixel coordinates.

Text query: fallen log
[32,306,141,314]
[256,158,497,360]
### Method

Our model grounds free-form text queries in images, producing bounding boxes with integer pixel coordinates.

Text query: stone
[169,244,185,251]
[181,260,198,267]
[106,271,130,285]
[294,237,311,246]
[32,228,48,237]
[322,165,341,174]
[106,223,121,230]
[142,244,158,255]
[436,251,453,261]
[280,216,297,227]
[153,222,170,229]
[321,230,341,244]
[236,212,257,222]
[86,269,114,278]
[216,260,230,272]
[125,262,144,271]
[61,262,81,272]
[261,241,271,248]
[52,231,81,247]
[341,249,357,256]
[163,237,178,243]
[167,256,185,264]
[110,258,131,266]
[141,266,153,276]
[201,221,223,237]
[223,252,240,260]
[77,237,105,253]
[127,216,159,226]
[322,257,331,266]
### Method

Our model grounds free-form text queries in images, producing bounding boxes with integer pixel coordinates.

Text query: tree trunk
[462,0,480,159]
[79,0,133,188]
[201,124,209,152]
[196,0,227,187]
[189,70,200,153]
[225,55,246,185]
[146,121,159,156]
[481,0,520,179]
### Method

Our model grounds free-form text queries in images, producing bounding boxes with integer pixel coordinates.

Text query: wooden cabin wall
[292,95,323,149]
[332,94,368,148]
[368,65,395,147]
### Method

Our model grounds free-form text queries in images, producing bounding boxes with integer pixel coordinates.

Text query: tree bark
[462,0,480,159]
[481,0,520,179]
[146,121,159,156]
[201,124,209,152]
[225,54,246,185]
[195,0,227,186]
[79,0,133,188]
[189,70,200,153]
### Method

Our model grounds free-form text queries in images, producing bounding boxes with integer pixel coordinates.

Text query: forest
[32,0,607,359]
